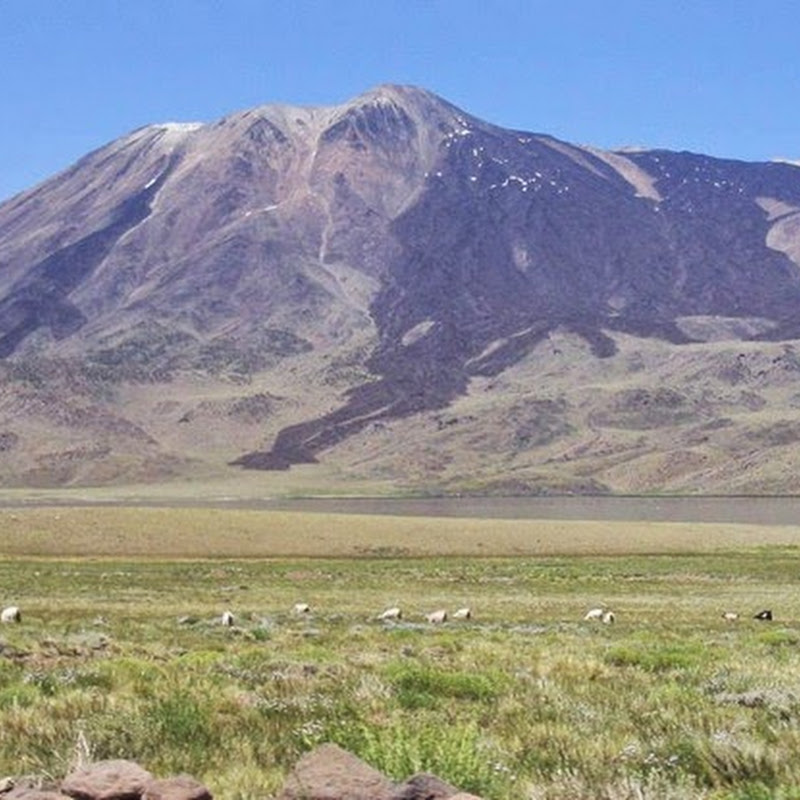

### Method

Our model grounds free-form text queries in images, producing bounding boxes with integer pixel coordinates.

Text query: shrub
[385,664,502,710]
[604,640,709,673]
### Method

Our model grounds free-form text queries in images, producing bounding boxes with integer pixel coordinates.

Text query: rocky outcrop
[277,744,395,800]
[5,789,70,800]
[61,761,154,800]
[0,746,484,800]
[0,762,206,800]
[390,773,460,800]
[140,777,211,800]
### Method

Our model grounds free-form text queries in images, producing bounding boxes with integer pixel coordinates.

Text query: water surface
[263,495,800,525]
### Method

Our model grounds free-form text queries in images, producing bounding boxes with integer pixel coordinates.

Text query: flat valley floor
[1,499,800,799]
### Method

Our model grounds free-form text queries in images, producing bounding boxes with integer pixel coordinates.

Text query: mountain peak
[351,83,442,106]
[340,84,482,131]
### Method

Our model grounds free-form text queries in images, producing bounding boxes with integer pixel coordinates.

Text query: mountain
[1,84,800,494]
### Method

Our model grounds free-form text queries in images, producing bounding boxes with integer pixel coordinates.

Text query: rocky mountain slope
[1,85,800,493]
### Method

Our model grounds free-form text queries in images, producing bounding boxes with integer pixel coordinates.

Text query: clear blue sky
[2,0,799,202]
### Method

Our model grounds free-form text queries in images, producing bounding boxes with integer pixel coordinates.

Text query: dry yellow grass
[1,505,800,558]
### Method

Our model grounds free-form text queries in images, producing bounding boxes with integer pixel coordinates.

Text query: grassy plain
[2,505,800,557]
[1,508,800,799]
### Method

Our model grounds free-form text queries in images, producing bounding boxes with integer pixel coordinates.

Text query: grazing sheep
[754,609,773,621]
[379,607,402,621]
[220,611,235,627]
[1,606,20,624]
[602,610,616,624]
[584,607,604,621]
[293,602,311,614]
[453,607,472,620]
[722,611,740,622]
[425,609,448,624]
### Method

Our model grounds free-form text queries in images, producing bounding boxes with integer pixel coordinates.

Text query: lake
[262,495,800,525]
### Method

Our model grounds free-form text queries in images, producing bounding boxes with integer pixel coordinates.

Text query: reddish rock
[142,777,211,800]
[278,744,394,800]
[5,777,70,800]
[61,760,153,800]
[390,773,459,800]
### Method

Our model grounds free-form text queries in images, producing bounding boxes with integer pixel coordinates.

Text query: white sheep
[584,607,604,621]
[425,609,447,624]
[722,611,739,622]
[602,611,616,624]
[1,606,20,624]
[293,602,311,614]
[379,607,402,621]
[453,607,472,620]
[220,610,235,627]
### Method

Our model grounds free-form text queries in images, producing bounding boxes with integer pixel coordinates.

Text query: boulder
[390,773,459,800]
[278,744,394,800]
[141,777,211,800]
[61,760,153,800]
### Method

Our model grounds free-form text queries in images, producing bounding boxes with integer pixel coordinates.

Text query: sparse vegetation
[1,510,800,798]
[1,505,800,558]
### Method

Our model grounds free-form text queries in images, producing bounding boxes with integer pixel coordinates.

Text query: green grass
[1,549,800,798]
